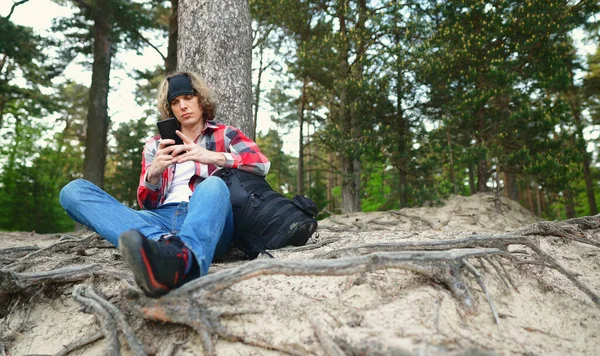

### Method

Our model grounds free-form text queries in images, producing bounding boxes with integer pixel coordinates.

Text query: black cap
[167,74,194,103]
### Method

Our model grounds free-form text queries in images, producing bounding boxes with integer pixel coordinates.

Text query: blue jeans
[59,177,233,276]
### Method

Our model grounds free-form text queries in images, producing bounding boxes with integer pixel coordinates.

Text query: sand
[1,192,599,355]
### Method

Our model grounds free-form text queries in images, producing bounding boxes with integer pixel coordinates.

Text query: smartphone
[157,118,183,145]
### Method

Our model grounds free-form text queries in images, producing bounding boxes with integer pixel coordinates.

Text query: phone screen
[157,118,184,145]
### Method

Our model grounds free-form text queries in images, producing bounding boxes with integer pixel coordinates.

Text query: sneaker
[119,230,191,298]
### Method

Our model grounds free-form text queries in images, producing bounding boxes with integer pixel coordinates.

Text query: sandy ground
[1,193,599,355]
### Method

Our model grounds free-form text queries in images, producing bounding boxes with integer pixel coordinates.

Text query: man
[60,72,270,297]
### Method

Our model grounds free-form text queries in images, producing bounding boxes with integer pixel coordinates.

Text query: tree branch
[5,0,30,20]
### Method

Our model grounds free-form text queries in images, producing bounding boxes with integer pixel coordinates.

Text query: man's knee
[198,176,229,199]
[59,179,89,208]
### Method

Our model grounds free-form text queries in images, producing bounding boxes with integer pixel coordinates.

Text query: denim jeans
[59,176,233,276]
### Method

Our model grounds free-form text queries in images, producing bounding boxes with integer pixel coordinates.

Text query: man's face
[170,94,204,127]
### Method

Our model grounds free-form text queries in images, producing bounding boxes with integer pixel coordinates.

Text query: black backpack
[214,168,318,259]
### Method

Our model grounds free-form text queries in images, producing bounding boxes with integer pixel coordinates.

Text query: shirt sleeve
[222,126,271,176]
[137,138,162,209]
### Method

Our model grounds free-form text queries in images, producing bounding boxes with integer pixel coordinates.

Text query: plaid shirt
[137,121,271,210]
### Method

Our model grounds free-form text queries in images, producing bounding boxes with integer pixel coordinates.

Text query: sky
[1,0,298,153]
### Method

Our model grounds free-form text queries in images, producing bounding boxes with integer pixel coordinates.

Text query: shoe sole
[119,230,170,298]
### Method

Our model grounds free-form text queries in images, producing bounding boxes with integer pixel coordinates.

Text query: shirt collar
[203,120,219,132]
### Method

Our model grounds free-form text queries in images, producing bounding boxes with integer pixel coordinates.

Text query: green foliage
[255,129,297,195]
[104,119,153,208]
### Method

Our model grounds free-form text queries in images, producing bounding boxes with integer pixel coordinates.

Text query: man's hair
[157,71,217,122]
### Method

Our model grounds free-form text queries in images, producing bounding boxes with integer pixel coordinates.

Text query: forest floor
[1,192,599,355]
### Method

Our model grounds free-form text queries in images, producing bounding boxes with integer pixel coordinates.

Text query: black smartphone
[157,118,183,145]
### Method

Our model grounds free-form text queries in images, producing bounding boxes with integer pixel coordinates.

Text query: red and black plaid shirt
[137,121,271,210]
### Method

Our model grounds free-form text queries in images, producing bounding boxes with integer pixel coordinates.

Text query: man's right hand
[146,139,179,185]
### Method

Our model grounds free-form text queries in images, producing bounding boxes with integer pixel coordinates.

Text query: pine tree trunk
[327,152,334,212]
[83,0,113,189]
[337,1,359,213]
[564,189,576,219]
[446,126,457,195]
[583,157,598,215]
[477,159,487,192]
[505,171,519,201]
[536,188,542,216]
[178,0,253,137]
[166,0,178,73]
[468,163,476,195]
[527,186,534,212]
[297,79,307,196]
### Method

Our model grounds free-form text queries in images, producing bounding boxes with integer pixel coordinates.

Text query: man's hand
[146,139,179,185]
[172,130,226,166]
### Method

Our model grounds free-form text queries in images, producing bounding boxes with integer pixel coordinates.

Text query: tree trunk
[504,171,519,201]
[564,189,576,219]
[83,0,113,189]
[536,188,542,216]
[178,0,253,137]
[446,126,457,195]
[252,43,265,139]
[582,153,598,216]
[336,1,359,213]
[341,156,357,213]
[327,152,334,212]
[297,79,307,196]
[526,186,534,213]
[468,163,476,195]
[477,159,487,192]
[166,0,178,73]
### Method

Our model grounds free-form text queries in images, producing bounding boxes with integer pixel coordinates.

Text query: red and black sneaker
[118,230,192,298]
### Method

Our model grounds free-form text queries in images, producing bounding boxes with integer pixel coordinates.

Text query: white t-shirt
[163,161,195,205]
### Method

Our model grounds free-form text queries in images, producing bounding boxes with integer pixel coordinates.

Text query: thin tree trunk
[252,44,266,139]
[166,0,178,73]
[477,159,487,193]
[327,152,334,212]
[582,157,598,215]
[337,0,357,213]
[178,0,253,136]
[526,185,534,212]
[564,189,576,219]
[446,126,457,195]
[468,163,476,195]
[83,0,113,189]
[504,171,519,201]
[297,79,307,196]
[536,188,542,216]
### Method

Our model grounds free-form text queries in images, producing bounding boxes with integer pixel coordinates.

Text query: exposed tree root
[122,248,500,354]
[1,233,110,271]
[314,215,600,306]
[72,285,121,356]
[308,315,345,356]
[0,264,132,296]
[72,284,147,356]
[275,237,341,252]
[1,214,598,355]
[54,331,104,356]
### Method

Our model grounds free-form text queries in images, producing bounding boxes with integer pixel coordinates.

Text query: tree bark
[468,163,476,195]
[83,0,113,188]
[582,158,598,215]
[166,0,178,73]
[477,159,487,193]
[178,0,253,137]
[504,171,519,201]
[297,79,307,196]
[446,126,457,195]
[564,189,576,219]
